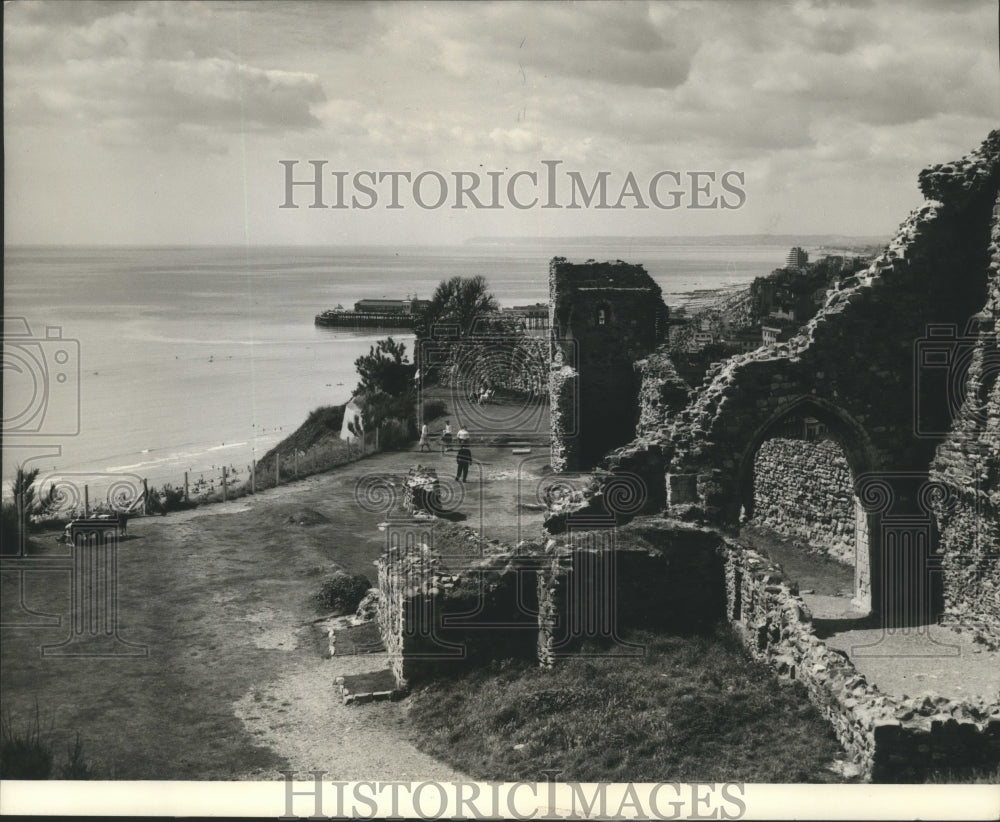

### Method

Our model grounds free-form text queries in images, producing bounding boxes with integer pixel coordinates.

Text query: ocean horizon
[2,239,871,500]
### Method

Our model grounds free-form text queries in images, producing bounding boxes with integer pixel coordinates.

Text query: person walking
[418,422,431,452]
[441,420,453,454]
[455,442,472,483]
[457,426,470,446]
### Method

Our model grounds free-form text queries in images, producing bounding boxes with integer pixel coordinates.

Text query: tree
[422,275,500,338]
[350,338,418,446]
[1,466,59,554]
[353,337,415,397]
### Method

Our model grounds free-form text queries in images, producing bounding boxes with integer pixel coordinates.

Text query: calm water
[2,241,789,498]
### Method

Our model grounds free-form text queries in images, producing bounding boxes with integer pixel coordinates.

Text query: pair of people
[419,420,468,454]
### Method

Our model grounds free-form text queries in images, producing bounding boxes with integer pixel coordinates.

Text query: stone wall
[549,363,579,473]
[929,186,1000,640]
[549,258,668,471]
[374,510,999,780]
[721,534,1000,782]
[635,349,691,439]
[597,131,1000,625]
[537,520,725,665]
[750,437,856,564]
[375,523,541,689]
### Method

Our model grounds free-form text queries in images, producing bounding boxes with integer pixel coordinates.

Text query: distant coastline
[464,233,890,248]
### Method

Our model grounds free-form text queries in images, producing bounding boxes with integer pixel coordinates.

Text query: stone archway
[736,397,879,616]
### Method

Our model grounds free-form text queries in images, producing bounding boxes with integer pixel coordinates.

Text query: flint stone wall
[537,521,725,665]
[723,534,1000,782]
[375,513,999,781]
[549,258,668,471]
[375,524,541,689]
[750,437,856,564]
[929,185,1000,640]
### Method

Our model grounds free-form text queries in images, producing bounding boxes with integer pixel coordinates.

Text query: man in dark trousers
[455,442,472,482]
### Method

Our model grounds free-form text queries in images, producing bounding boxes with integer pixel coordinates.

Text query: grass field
[406,625,853,783]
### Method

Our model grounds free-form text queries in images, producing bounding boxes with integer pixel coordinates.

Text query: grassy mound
[406,626,849,783]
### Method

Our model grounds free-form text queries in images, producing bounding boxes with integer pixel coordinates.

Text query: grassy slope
[406,626,850,783]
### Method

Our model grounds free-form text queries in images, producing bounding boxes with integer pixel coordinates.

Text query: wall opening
[739,401,874,619]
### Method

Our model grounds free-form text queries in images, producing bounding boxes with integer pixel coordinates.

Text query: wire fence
[12,430,384,528]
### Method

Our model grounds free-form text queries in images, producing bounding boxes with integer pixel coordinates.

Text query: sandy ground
[824,623,1000,702]
[230,634,464,781]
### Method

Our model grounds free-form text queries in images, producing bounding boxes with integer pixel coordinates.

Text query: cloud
[3,0,997,245]
[5,2,326,146]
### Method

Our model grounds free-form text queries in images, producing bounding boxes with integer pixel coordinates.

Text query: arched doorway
[737,398,878,619]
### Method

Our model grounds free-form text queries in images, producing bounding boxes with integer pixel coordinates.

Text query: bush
[314,572,372,614]
[0,704,52,779]
[0,705,95,780]
[305,404,347,435]
[422,400,448,423]
[1,505,20,555]
[379,417,416,450]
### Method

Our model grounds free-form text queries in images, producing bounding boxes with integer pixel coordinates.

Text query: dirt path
[2,446,543,779]
[231,649,463,781]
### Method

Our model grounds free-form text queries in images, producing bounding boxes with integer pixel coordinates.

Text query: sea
[2,240,799,503]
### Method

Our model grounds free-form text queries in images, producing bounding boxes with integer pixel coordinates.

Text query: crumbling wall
[549,258,668,471]
[635,349,691,439]
[375,524,541,689]
[549,363,579,472]
[661,133,998,525]
[750,437,856,564]
[537,520,725,665]
[722,534,1000,782]
[929,184,1000,639]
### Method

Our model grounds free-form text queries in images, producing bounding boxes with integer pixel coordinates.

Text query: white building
[340,394,367,441]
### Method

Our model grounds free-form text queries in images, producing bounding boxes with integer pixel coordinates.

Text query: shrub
[379,417,415,450]
[306,404,346,433]
[314,572,372,614]
[422,400,448,423]
[147,484,195,514]
[1,505,20,555]
[0,704,52,779]
[0,705,95,780]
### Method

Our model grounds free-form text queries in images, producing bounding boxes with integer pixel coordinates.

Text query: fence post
[84,484,90,518]
[222,466,228,502]
[251,460,256,494]
[143,479,149,515]
[184,471,189,502]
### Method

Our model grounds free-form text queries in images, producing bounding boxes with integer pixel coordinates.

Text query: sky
[3,0,998,246]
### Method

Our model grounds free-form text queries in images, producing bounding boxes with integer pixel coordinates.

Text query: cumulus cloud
[3,0,997,244]
[5,2,326,145]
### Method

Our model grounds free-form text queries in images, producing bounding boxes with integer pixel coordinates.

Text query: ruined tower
[549,258,668,471]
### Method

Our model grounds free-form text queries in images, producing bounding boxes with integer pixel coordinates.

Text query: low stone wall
[537,521,725,665]
[722,535,1000,782]
[402,466,440,515]
[749,437,856,564]
[375,525,541,689]
[374,513,1000,781]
